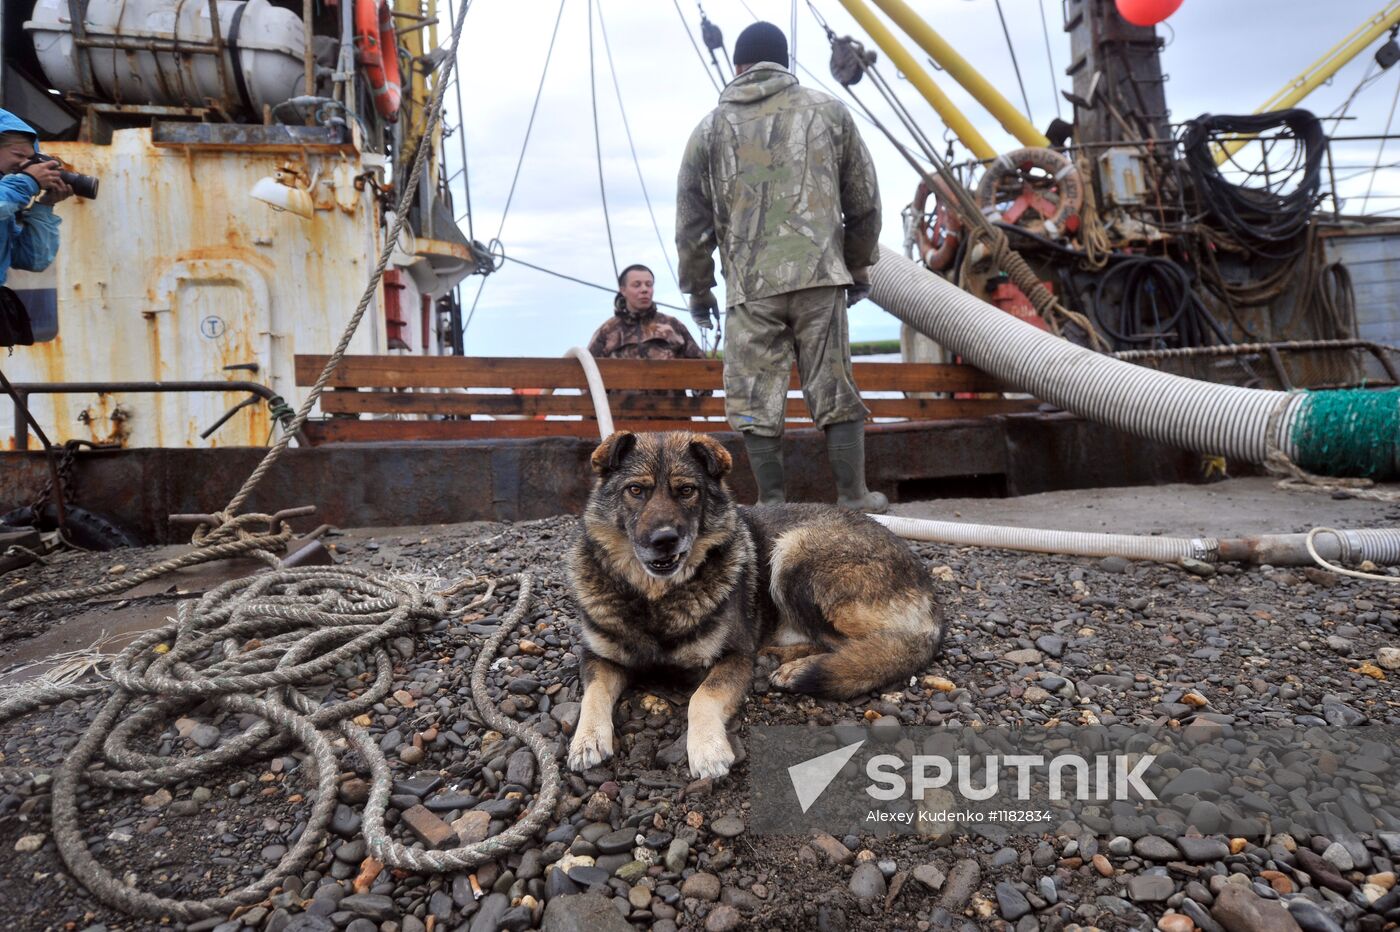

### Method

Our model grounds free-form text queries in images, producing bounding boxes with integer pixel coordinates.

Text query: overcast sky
[445,0,1400,357]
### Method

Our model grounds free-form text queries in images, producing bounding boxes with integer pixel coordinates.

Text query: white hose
[872,514,1213,562]
[869,246,1306,464]
[564,346,614,438]
[874,513,1400,569]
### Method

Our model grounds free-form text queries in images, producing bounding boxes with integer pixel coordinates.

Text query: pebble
[13,834,45,853]
[710,815,745,838]
[1129,874,1175,903]
[681,873,721,902]
[941,859,980,910]
[1210,884,1301,932]
[912,863,945,891]
[849,862,887,900]
[704,905,742,932]
[541,893,632,931]
[994,881,1031,920]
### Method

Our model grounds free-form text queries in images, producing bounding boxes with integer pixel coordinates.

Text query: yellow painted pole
[835,0,996,160]
[868,0,1049,147]
[1217,1,1400,163]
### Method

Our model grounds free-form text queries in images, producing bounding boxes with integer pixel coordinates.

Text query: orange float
[911,175,963,272]
[355,0,402,122]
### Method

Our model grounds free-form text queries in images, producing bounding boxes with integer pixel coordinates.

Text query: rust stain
[14,130,385,447]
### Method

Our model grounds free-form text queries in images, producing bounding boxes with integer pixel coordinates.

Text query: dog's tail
[786,606,946,701]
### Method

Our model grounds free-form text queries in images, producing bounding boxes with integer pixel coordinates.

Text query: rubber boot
[825,420,889,513]
[743,433,786,505]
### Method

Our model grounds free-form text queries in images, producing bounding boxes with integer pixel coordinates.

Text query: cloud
[446,0,1399,357]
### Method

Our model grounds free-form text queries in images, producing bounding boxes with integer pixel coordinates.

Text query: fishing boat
[0,0,1395,540]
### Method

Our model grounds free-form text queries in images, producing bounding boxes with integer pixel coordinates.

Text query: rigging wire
[672,0,722,93]
[1362,67,1400,215]
[597,0,683,296]
[464,0,569,336]
[444,0,476,238]
[503,252,690,313]
[733,0,885,135]
[790,0,798,72]
[1037,0,1062,120]
[993,0,1034,125]
[588,0,620,277]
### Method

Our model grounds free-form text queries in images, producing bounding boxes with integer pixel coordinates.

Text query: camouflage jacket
[587,304,706,360]
[676,63,881,307]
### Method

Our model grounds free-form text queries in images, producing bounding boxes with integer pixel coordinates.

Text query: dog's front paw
[687,727,736,780]
[568,722,615,771]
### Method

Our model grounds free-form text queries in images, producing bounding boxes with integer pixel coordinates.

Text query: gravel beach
[2,478,1399,932]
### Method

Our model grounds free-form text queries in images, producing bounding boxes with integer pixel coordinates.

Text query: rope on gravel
[0,568,562,921]
[6,0,475,612]
[1306,527,1400,584]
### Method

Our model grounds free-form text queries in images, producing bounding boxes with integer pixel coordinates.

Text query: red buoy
[1115,0,1182,27]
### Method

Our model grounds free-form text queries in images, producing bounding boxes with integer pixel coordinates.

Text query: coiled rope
[0,568,561,921]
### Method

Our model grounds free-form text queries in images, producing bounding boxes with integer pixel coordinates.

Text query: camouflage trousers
[722,285,868,436]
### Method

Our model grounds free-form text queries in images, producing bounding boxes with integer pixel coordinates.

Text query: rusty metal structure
[0,0,482,450]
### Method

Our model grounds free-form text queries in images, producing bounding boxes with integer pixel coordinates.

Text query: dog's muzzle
[638,527,690,577]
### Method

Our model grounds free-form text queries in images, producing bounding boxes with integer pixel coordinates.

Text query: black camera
[19,153,99,200]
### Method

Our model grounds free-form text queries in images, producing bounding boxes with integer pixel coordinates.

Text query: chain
[29,440,80,512]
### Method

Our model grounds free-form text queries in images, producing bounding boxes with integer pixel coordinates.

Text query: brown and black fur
[567,430,946,779]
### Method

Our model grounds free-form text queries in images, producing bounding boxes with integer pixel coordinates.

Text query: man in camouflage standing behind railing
[675,21,887,512]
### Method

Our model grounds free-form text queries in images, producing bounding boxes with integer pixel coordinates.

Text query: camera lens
[58,170,99,200]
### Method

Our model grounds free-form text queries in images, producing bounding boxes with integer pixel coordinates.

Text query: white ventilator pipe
[871,514,1400,568]
[565,346,615,438]
[869,246,1306,464]
[867,246,1400,567]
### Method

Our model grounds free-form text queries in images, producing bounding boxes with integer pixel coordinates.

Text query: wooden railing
[293,355,1038,442]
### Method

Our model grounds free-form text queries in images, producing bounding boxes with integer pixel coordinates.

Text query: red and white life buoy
[975,147,1084,239]
[911,175,963,272]
[355,0,402,122]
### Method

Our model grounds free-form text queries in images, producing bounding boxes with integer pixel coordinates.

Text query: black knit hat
[733,21,788,67]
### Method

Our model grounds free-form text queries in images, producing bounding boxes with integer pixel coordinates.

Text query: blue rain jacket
[0,109,61,285]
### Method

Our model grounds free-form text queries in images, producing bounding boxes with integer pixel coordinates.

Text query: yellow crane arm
[1217,1,1400,163]
[836,0,997,160]
[867,0,1049,148]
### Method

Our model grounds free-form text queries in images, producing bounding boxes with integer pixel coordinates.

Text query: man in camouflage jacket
[588,263,707,410]
[675,21,887,512]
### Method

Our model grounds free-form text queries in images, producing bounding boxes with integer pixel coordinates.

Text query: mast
[1063,0,1171,147]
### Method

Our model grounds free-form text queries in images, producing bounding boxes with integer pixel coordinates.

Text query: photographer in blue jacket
[0,110,68,346]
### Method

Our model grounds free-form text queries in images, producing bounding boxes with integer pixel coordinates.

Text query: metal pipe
[6,381,306,449]
[1216,1,1400,163]
[833,0,996,160]
[206,0,234,119]
[338,0,356,117]
[73,36,221,52]
[303,0,315,98]
[865,0,1050,148]
[0,368,69,535]
[65,0,97,97]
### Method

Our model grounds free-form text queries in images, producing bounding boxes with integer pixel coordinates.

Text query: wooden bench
[293,355,1039,443]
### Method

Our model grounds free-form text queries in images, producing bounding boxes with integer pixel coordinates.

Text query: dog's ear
[689,434,732,480]
[591,431,638,475]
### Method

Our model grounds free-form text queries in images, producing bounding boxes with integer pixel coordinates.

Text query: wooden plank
[318,389,1039,421]
[295,355,1010,394]
[302,418,738,443]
